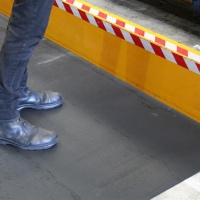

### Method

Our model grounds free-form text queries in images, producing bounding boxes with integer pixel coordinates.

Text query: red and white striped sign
[54,0,200,75]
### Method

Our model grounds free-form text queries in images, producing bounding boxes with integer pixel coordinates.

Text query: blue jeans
[0,0,54,122]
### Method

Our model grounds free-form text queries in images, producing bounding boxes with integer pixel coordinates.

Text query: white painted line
[151,172,200,200]
[124,23,135,33]
[56,0,66,11]
[106,15,117,24]
[73,1,82,9]
[71,6,81,18]
[165,41,177,52]
[89,8,99,16]
[86,13,98,27]
[103,21,115,35]
[188,51,200,64]
[121,29,135,44]
[185,177,200,193]
[144,32,156,43]
[184,58,200,74]
[141,38,155,54]
[162,48,177,64]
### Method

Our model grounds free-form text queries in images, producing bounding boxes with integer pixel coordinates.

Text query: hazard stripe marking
[55,0,200,75]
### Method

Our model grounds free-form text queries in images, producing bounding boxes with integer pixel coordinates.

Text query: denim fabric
[0,0,54,122]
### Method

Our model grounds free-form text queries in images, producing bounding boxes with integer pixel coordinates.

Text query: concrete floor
[84,0,200,48]
[1,2,200,199]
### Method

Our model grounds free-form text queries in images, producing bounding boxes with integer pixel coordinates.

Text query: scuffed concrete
[84,0,200,48]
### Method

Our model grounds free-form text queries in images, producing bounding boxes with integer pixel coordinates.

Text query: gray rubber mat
[1,14,200,200]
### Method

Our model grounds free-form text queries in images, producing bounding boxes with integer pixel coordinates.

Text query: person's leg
[0,0,63,114]
[17,0,63,111]
[0,0,59,150]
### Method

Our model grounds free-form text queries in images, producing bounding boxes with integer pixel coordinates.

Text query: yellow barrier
[0,0,12,16]
[1,0,200,122]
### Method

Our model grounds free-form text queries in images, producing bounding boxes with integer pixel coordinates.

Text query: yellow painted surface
[1,0,200,122]
[0,0,12,17]
[47,7,200,122]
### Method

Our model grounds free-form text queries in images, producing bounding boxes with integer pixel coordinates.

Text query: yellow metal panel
[0,0,12,17]
[47,7,200,122]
